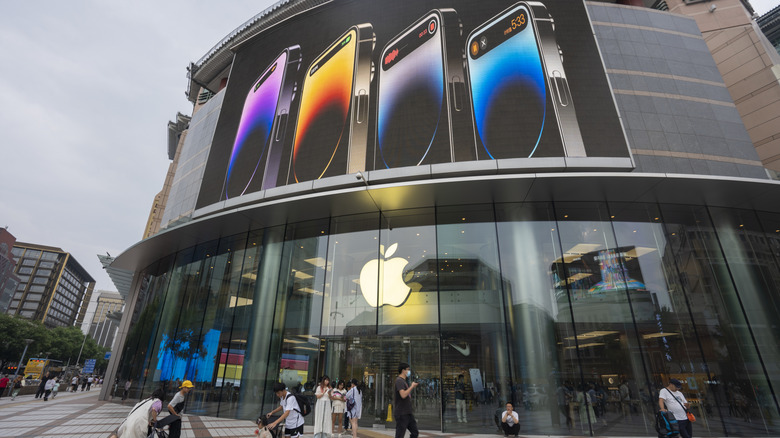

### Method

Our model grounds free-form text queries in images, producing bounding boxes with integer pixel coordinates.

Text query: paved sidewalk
[2,390,708,438]
[0,390,472,438]
[0,389,257,438]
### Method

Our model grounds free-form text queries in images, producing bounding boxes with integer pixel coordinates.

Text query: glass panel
[661,205,777,436]
[708,208,780,433]
[321,336,440,430]
[554,203,656,436]
[377,209,438,336]
[267,220,330,423]
[495,202,569,435]
[185,234,249,416]
[322,214,379,338]
[215,230,262,418]
[437,204,511,433]
[141,246,198,399]
[238,227,286,419]
[609,203,725,436]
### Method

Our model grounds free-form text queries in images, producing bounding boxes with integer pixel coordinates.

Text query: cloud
[0,0,273,301]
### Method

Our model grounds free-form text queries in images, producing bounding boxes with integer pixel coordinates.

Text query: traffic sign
[83,359,97,374]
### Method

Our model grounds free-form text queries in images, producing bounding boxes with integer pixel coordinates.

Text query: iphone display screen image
[377,12,451,168]
[290,27,371,183]
[223,50,288,200]
[467,3,563,160]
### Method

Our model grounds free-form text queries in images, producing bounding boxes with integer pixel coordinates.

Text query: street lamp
[11,339,34,381]
[75,331,87,366]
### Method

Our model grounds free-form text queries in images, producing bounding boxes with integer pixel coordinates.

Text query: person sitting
[501,402,520,437]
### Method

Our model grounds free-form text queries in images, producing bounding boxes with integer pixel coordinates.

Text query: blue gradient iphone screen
[467,4,561,159]
[223,50,287,200]
[377,13,449,168]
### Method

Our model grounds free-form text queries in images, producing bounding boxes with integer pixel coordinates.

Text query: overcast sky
[1,0,778,298]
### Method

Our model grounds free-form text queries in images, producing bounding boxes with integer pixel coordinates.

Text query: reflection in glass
[437,205,511,433]
[554,203,655,436]
[116,201,780,436]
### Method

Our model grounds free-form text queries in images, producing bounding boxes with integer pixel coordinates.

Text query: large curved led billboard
[196,0,630,209]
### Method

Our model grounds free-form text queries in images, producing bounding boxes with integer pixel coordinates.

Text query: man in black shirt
[394,363,419,438]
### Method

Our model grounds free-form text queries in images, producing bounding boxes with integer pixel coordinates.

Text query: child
[52,378,60,398]
[256,415,274,438]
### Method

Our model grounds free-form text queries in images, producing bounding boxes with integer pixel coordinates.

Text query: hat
[669,379,682,388]
[180,380,194,388]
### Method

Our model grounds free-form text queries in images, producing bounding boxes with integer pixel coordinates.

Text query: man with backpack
[267,382,307,438]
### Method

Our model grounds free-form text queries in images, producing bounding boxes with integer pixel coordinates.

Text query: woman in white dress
[314,375,333,438]
[330,380,346,435]
[345,379,362,438]
[112,388,165,438]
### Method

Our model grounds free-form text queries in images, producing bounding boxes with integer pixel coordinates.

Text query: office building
[10,242,96,328]
[86,291,124,349]
[0,228,20,313]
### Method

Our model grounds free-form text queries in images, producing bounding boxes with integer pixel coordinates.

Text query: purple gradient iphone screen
[224,51,287,199]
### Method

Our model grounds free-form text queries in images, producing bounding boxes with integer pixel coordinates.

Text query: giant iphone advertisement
[196,0,630,209]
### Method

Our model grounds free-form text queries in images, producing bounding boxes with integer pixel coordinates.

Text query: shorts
[284,425,304,437]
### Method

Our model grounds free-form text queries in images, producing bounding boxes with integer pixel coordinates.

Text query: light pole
[11,339,34,381]
[75,331,87,366]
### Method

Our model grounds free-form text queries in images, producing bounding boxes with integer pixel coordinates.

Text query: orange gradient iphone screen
[291,30,357,183]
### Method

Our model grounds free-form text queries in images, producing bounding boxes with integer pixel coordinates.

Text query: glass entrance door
[321,336,441,431]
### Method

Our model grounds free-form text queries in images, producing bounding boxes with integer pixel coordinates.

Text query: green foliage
[0,313,111,372]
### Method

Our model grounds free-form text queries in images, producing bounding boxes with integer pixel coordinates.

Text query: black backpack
[286,392,312,416]
[655,410,679,437]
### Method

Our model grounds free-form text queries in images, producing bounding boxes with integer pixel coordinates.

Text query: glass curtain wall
[115,201,780,436]
[494,202,568,436]
[437,204,511,433]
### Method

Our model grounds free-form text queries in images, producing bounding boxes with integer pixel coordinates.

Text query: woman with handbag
[659,379,693,438]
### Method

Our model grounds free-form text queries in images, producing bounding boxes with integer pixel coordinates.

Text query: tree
[0,313,48,369]
[0,314,110,373]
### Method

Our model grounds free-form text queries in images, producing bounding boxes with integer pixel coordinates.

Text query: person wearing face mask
[394,363,419,438]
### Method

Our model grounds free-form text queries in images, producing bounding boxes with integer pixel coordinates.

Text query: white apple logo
[359,243,411,307]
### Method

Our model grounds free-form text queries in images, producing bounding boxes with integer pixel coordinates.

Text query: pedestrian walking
[314,375,333,438]
[36,372,50,399]
[71,375,79,392]
[659,379,693,438]
[0,374,8,398]
[87,375,94,390]
[10,376,23,400]
[123,379,132,400]
[52,378,60,398]
[44,375,56,401]
[394,363,418,438]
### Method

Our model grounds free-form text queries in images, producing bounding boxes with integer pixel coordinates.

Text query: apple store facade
[109,173,780,437]
[106,0,780,436]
